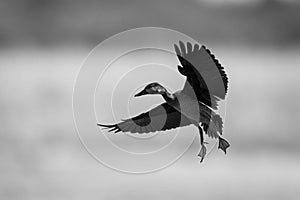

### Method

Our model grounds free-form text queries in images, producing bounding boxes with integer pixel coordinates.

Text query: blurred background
[1,0,300,199]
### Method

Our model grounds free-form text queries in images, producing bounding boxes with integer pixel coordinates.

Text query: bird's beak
[134,89,147,97]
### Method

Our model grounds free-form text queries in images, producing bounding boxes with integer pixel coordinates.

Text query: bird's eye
[157,87,164,93]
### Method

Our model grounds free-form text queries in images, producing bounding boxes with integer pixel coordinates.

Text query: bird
[98,41,230,162]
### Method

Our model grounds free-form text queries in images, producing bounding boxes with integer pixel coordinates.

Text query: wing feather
[98,103,192,134]
[174,41,229,109]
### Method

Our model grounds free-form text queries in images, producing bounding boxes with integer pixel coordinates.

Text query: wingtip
[179,41,186,55]
[97,123,115,128]
[175,41,200,55]
[186,42,192,54]
[193,43,200,51]
[97,123,122,133]
[174,43,181,56]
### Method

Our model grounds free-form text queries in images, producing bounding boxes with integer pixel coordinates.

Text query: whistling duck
[98,41,230,162]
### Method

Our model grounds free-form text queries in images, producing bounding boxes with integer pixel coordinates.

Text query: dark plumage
[99,103,192,134]
[98,41,230,162]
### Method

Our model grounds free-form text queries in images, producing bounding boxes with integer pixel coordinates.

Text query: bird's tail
[202,113,223,139]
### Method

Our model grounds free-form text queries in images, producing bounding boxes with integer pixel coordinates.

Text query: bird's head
[134,82,167,97]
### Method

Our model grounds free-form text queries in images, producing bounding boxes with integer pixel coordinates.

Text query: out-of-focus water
[1,46,300,200]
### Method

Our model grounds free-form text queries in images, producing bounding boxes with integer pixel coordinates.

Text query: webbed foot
[198,144,207,163]
[218,137,230,154]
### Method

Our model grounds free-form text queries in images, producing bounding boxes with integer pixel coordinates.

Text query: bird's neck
[162,91,176,102]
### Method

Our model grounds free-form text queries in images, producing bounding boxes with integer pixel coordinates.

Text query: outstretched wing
[98,102,192,134]
[174,41,228,109]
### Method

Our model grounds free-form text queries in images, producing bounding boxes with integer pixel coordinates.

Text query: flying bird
[98,41,230,162]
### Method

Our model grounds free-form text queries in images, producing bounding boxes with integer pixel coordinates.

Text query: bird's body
[98,41,230,162]
[172,90,211,123]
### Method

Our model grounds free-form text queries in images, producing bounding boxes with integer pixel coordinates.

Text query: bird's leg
[198,125,207,163]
